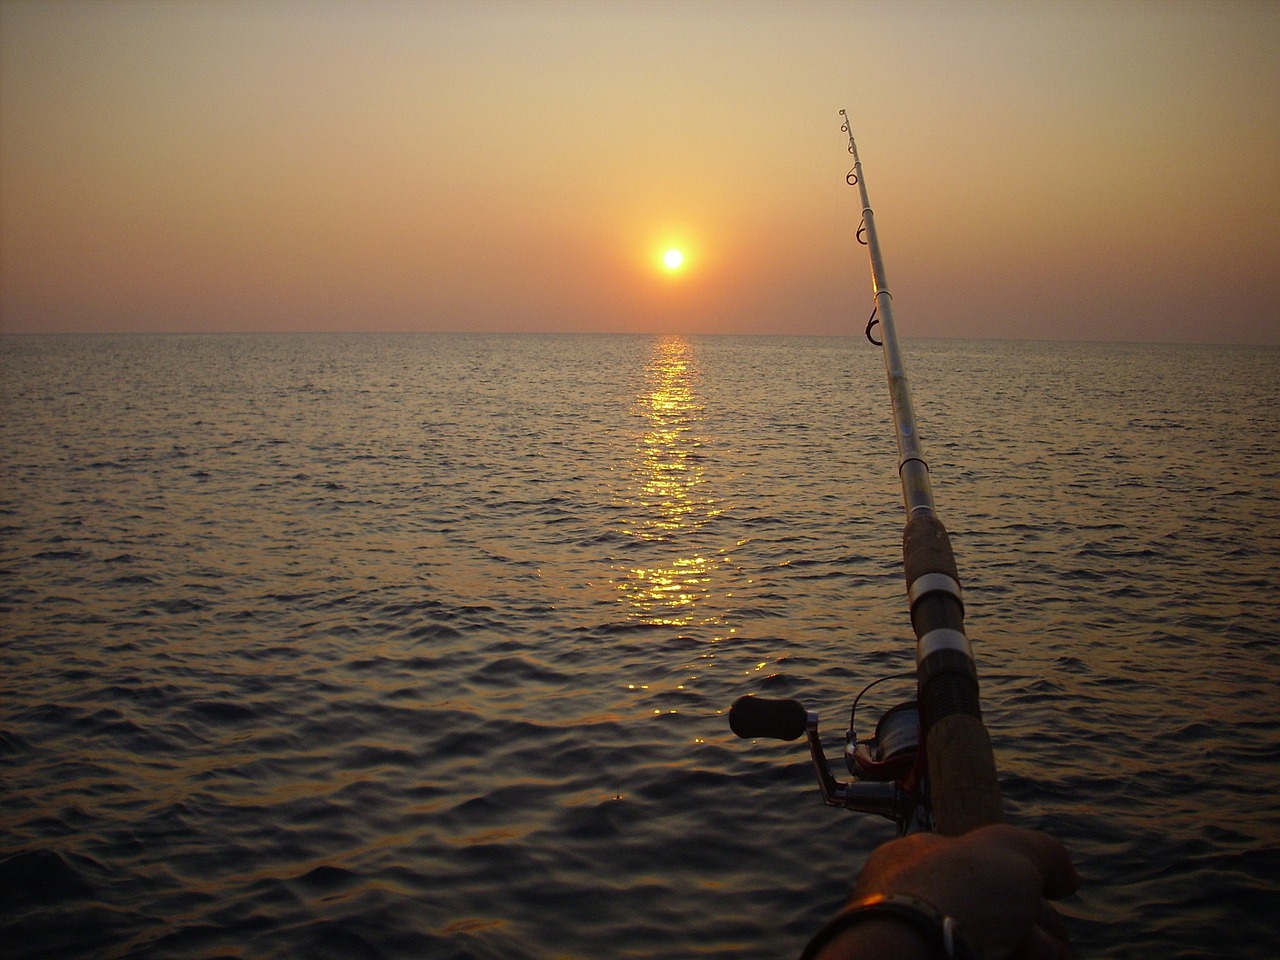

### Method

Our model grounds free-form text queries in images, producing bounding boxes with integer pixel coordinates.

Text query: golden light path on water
[614,336,724,628]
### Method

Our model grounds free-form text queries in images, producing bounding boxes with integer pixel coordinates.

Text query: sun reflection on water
[615,336,723,626]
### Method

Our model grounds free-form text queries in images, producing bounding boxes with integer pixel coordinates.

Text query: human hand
[813,824,1079,960]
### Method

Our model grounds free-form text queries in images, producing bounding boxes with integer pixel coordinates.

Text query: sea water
[2,333,1278,959]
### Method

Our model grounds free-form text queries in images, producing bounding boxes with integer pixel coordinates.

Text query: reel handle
[729,695,808,741]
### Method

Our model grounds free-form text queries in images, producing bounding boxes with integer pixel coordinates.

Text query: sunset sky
[2,0,1277,343]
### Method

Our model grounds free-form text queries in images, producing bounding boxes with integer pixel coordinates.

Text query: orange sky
[2,0,1277,343]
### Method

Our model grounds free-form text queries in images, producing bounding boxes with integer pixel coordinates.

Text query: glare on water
[616,336,725,627]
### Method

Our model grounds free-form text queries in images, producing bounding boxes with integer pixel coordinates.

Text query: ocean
[2,333,1278,959]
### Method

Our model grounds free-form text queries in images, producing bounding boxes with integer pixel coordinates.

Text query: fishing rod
[728,112,1002,836]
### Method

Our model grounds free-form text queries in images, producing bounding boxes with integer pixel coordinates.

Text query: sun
[649,236,695,279]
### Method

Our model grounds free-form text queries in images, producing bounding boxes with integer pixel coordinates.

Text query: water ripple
[2,334,1278,959]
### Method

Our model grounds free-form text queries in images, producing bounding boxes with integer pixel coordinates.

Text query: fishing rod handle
[926,714,1003,834]
[905,514,1003,834]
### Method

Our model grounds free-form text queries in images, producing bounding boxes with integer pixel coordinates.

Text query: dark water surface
[2,333,1278,958]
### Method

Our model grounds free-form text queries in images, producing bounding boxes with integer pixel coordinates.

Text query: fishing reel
[729,673,928,833]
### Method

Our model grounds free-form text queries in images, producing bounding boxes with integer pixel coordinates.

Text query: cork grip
[925,713,1004,835]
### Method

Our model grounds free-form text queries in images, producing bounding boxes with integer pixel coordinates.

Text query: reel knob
[729,695,808,741]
